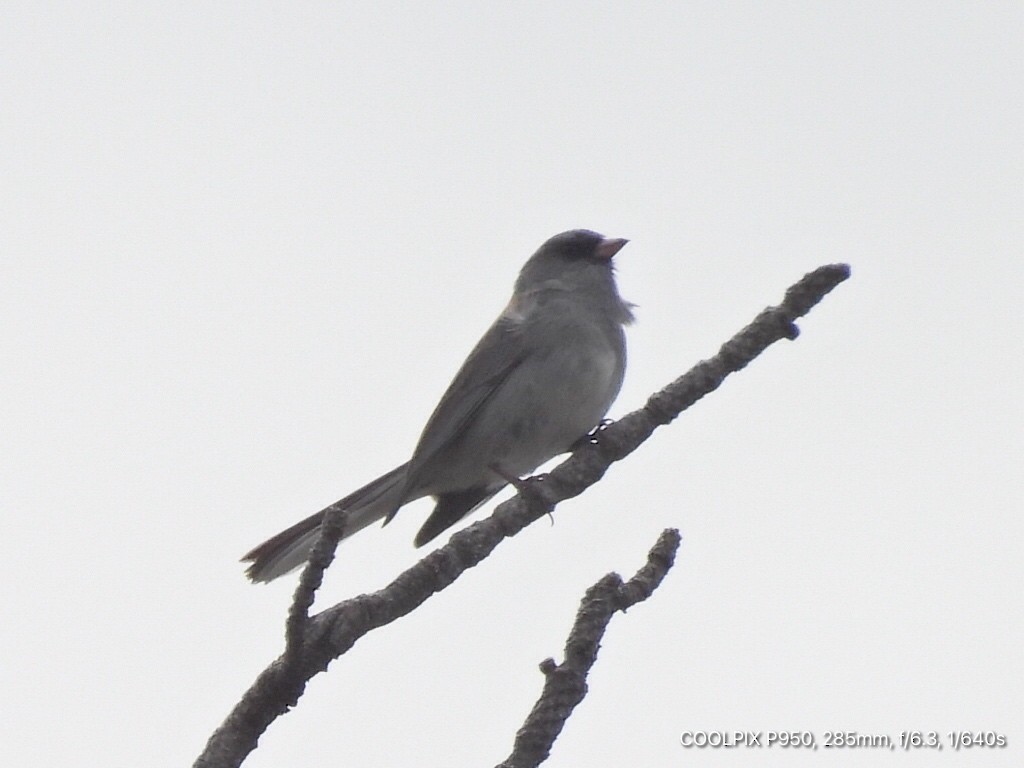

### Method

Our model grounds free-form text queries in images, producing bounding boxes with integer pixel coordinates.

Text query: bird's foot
[491,464,555,526]
[489,463,529,491]
[489,463,549,500]
[569,418,615,451]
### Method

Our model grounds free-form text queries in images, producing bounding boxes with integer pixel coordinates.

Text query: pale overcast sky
[2,3,1021,767]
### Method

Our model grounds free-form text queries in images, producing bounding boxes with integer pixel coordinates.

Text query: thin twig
[497,528,681,768]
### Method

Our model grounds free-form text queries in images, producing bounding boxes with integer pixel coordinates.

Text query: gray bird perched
[242,229,633,582]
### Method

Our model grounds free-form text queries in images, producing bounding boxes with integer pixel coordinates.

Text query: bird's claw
[569,418,615,451]
[490,464,550,505]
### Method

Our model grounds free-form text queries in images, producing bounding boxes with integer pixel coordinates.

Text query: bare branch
[193,263,850,768]
[283,504,349,665]
[497,528,682,768]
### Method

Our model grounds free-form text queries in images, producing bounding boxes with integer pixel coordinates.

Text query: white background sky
[2,2,1021,766]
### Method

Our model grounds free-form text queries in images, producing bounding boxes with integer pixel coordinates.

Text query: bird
[242,229,633,582]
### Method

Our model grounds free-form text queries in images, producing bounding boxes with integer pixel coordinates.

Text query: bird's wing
[390,312,528,515]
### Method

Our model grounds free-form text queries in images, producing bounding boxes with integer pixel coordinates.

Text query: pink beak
[596,237,629,260]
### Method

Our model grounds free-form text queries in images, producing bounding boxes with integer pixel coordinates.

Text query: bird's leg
[489,463,553,525]
[489,463,533,492]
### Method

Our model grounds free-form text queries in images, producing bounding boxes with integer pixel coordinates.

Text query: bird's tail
[241,463,408,583]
